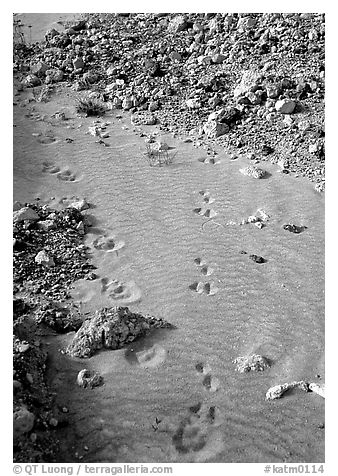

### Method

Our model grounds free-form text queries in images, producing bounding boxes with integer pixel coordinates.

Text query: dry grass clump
[75,96,107,116]
[144,144,176,167]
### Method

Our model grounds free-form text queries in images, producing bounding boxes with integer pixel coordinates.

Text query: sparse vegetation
[144,143,176,167]
[75,96,107,116]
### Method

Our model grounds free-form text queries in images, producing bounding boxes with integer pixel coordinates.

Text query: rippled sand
[13,78,324,462]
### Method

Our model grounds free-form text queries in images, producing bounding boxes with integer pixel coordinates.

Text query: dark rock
[249,254,267,264]
[283,224,307,233]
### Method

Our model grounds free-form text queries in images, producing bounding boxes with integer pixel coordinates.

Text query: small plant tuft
[75,96,107,117]
[144,143,176,167]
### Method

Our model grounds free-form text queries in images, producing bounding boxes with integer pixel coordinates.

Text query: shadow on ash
[65,306,175,358]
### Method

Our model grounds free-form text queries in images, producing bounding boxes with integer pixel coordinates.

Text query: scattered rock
[76,369,104,389]
[13,206,40,223]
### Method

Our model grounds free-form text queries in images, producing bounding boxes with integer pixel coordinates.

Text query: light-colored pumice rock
[234,354,271,373]
[275,99,296,114]
[76,369,104,389]
[239,165,266,179]
[35,250,55,268]
[66,306,174,358]
[266,381,309,400]
[13,207,40,223]
[69,198,90,211]
[13,406,35,439]
[309,382,325,398]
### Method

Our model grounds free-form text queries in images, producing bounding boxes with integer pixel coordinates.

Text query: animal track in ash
[56,168,77,182]
[195,362,221,393]
[198,190,215,204]
[92,235,125,253]
[193,207,217,219]
[189,281,219,296]
[172,402,224,459]
[100,278,141,304]
[42,161,60,174]
[125,343,166,369]
[194,257,214,276]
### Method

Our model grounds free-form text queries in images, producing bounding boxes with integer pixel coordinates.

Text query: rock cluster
[13,203,95,300]
[66,306,174,358]
[266,380,325,400]
[14,13,325,190]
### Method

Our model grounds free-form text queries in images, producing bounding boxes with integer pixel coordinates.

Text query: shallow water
[13,80,324,462]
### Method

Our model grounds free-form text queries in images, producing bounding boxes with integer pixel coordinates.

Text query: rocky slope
[14,13,325,190]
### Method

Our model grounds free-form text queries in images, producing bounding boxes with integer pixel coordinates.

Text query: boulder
[45,68,64,83]
[66,306,173,358]
[149,100,160,112]
[30,61,48,77]
[77,369,103,389]
[122,96,134,110]
[131,112,157,126]
[45,28,59,40]
[37,220,56,231]
[309,382,325,398]
[13,406,35,440]
[168,15,188,33]
[186,98,201,110]
[22,74,41,88]
[234,70,262,98]
[275,99,296,114]
[69,198,90,211]
[13,207,40,223]
[83,71,98,84]
[239,165,266,179]
[13,201,24,211]
[203,120,229,138]
[35,250,55,268]
[169,51,182,61]
[266,381,309,400]
[212,53,226,64]
[72,56,84,71]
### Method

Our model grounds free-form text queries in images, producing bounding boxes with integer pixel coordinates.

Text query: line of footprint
[42,161,77,182]
[189,258,219,296]
[172,362,223,460]
[190,190,219,296]
[193,190,218,218]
